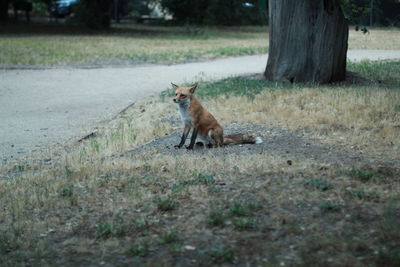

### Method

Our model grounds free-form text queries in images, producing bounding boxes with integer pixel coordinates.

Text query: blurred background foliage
[2,0,400,28]
[160,0,265,25]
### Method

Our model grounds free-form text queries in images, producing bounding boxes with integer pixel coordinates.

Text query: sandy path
[1,50,399,162]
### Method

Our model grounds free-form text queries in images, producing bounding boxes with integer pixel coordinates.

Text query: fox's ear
[171,83,179,90]
[189,83,198,94]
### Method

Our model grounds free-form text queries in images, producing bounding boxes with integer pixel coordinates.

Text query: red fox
[172,83,262,149]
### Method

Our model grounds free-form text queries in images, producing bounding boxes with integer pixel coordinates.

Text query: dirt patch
[120,122,399,169]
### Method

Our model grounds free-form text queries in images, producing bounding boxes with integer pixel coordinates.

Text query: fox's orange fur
[172,83,261,149]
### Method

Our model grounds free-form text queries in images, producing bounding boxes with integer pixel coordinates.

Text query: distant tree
[161,0,264,25]
[0,0,10,21]
[341,0,371,24]
[73,0,113,28]
[73,0,154,28]
[265,0,348,84]
[373,0,400,26]
[341,0,400,26]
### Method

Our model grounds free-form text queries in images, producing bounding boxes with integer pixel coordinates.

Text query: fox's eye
[181,95,186,98]
[175,93,178,96]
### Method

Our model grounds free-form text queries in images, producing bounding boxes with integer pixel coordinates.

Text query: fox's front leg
[186,128,198,150]
[175,124,191,149]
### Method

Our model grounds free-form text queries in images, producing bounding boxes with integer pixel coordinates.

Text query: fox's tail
[223,134,263,146]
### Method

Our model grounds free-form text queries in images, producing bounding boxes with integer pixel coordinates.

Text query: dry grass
[0,24,399,67]
[1,60,400,266]
[348,27,400,50]
[212,85,399,158]
[0,24,267,66]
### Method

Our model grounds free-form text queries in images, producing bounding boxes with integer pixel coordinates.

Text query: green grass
[95,221,126,238]
[162,60,400,102]
[348,60,400,88]
[344,167,381,182]
[156,197,178,212]
[160,231,180,244]
[161,76,300,100]
[319,201,341,212]
[126,241,149,257]
[304,179,331,191]
[0,24,268,66]
[207,211,227,227]
[208,245,235,263]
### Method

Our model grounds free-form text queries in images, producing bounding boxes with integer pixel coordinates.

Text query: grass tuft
[58,185,74,197]
[320,201,341,212]
[345,168,380,182]
[304,179,331,191]
[156,197,177,212]
[195,172,216,185]
[233,217,256,230]
[207,211,227,227]
[160,231,180,244]
[208,245,235,263]
[126,241,149,257]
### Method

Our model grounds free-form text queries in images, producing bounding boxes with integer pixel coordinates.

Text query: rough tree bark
[265,0,349,84]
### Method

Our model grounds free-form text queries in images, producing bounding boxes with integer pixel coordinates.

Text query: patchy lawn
[1,23,400,67]
[0,60,399,266]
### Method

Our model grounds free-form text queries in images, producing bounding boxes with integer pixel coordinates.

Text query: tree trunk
[265,0,349,84]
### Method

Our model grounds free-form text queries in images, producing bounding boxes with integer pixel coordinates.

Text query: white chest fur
[178,102,193,126]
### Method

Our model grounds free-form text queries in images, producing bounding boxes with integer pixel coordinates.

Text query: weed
[143,163,151,171]
[376,248,400,266]
[95,221,126,238]
[58,185,74,197]
[207,211,227,227]
[156,197,177,212]
[65,165,73,177]
[233,217,256,230]
[96,223,113,238]
[160,231,180,244]
[12,164,26,172]
[304,179,331,191]
[171,183,188,192]
[381,199,400,240]
[229,202,253,217]
[90,139,100,153]
[126,241,149,257]
[0,231,19,255]
[208,186,222,193]
[345,168,380,182]
[196,172,216,185]
[320,201,341,212]
[209,245,235,263]
[345,189,379,200]
[168,243,183,253]
[133,218,149,232]
[229,201,260,217]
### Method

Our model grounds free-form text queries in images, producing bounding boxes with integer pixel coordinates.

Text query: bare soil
[123,121,399,170]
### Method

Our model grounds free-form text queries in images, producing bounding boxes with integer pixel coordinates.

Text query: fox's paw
[185,145,194,150]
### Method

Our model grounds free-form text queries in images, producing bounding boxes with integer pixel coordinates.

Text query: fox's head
[172,83,197,105]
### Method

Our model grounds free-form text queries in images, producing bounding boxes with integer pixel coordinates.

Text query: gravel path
[1,51,400,162]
